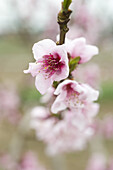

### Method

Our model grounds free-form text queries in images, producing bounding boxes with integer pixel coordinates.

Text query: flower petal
[67,37,86,58]
[81,84,99,102]
[24,62,40,77]
[54,79,73,95]
[32,39,56,60]
[51,46,69,81]
[79,45,99,64]
[51,95,67,113]
[35,74,52,95]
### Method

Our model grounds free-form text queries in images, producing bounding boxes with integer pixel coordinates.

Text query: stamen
[38,53,64,78]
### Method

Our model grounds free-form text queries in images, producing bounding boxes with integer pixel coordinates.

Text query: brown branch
[57,2,72,45]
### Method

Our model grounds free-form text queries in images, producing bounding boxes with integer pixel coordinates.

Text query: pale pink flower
[51,80,99,113]
[86,153,106,170]
[24,39,69,94]
[66,37,99,64]
[46,119,93,155]
[0,85,21,124]
[30,106,57,142]
[30,106,95,155]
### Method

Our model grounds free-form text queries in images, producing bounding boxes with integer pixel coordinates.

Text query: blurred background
[0,0,113,170]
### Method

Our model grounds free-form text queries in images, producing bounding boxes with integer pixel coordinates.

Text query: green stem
[57,1,72,45]
[63,0,72,11]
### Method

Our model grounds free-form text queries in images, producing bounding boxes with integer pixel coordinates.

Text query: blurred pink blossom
[0,153,18,170]
[30,106,97,155]
[0,85,21,124]
[72,63,100,88]
[102,116,113,139]
[18,152,46,170]
[86,153,106,170]
[86,153,113,170]
[67,3,101,43]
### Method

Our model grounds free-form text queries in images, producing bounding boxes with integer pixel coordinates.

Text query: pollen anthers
[38,53,64,78]
[64,83,82,107]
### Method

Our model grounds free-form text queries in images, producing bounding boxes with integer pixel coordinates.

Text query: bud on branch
[57,0,72,45]
[63,0,72,11]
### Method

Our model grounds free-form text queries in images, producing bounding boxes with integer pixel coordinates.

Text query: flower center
[63,83,82,107]
[38,53,64,78]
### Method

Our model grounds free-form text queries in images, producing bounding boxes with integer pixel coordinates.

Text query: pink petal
[51,95,67,113]
[79,45,99,63]
[35,74,52,95]
[82,84,99,102]
[54,80,73,95]
[67,37,86,58]
[32,39,56,60]
[51,46,69,81]
[24,62,40,77]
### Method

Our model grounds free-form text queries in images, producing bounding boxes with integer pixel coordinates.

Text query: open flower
[51,80,99,113]
[66,37,99,63]
[24,39,69,94]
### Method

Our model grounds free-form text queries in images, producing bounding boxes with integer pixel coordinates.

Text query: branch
[57,0,72,45]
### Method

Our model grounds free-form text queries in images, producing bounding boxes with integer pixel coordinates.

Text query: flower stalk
[57,0,72,45]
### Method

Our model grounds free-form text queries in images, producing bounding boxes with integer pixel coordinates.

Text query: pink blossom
[67,2,101,44]
[0,85,21,124]
[86,153,106,170]
[30,106,95,155]
[30,106,57,141]
[24,39,69,94]
[66,37,99,64]
[51,80,99,113]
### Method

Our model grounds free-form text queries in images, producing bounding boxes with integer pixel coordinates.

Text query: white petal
[32,39,56,60]
[79,45,99,63]
[51,95,67,113]
[35,74,52,95]
[24,62,40,77]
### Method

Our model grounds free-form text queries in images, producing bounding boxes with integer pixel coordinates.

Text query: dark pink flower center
[39,53,65,78]
[63,83,82,107]
[63,83,80,99]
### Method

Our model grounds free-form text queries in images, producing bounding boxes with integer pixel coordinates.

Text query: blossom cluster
[24,37,99,155]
